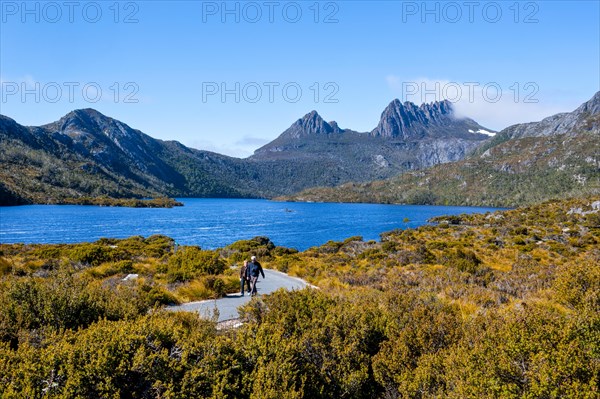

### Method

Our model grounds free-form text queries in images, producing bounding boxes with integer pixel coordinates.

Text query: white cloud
[385,75,580,131]
[235,136,270,147]
[186,136,269,158]
[452,99,567,131]
[385,74,403,91]
[0,74,37,89]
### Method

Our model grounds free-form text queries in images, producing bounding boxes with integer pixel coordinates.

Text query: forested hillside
[1,196,598,398]
[0,110,256,205]
[0,99,492,206]
[3,93,597,208]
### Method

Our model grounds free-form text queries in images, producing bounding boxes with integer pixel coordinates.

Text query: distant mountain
[0,109,261,205]
[252,100,493,183]
[370,99,491,140]
[279,110,344,138]
[0,100,494,205]
[476,91,600,156]
[283,91,600,207]
[499,91,600,140]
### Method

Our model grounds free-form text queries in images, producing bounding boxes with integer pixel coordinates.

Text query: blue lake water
[0,199,502,250]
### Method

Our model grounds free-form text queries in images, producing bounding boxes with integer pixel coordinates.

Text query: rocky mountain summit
[279,110,344,139]
[370,99,491,140]
[0,109,258,205]
[0,97,507,205]
[248,100,494,195]
[255,99,491,159]
[40,109,177,183]
[498,91,600,140]
[283,91,600,206]
[254,110,352,155]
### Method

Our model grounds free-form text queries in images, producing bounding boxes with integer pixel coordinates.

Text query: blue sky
[1,0,599,157]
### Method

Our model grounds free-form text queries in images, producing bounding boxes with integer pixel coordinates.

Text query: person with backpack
[248,255,265,296]
[240,260,251,296]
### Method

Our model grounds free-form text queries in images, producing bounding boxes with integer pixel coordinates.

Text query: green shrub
[0,257,11,276]
[88,260,136,278]
[443,248,483,274]
[381,241,399,252]
[68,244,117,266]
[31,245,63,259]
[2,272,146,334]
[553,261,600,311]
[204,276,226,298]
[225,237,276,263]
[143,235,175,257]
[166,247,225,283]
[139,284,179,306]
[272,247,299,257]
[357,248,386,260]
[511,226,529,235]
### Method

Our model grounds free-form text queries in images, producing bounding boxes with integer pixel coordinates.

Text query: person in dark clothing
[248,255,265,296]
[245,258,253,283]
[240,260,251,296]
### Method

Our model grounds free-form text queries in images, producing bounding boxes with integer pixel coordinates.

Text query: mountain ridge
[503,90,600,139]
[370,99,492,140]
[280,110,345,138]
[282,91,600,207]
[253,99,491,157]
[0,96,495,206]
[3,93,596,207]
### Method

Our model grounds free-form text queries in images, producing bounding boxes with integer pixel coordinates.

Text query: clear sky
[1,0,599,157]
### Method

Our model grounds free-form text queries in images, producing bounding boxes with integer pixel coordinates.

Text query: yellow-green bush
[0,196,599,398]
[165,247,225,283]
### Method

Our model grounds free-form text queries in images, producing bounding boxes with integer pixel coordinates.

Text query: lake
[0,199,502,250]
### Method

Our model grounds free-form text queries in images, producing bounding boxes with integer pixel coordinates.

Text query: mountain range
[0,98,495,205]
[285,91,600,207]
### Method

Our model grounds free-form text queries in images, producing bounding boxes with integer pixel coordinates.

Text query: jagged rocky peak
[282,110,343,138]
[421,99,453,118]
[576,90,600,115]
[328,121,343,133]
[371,99,456,139]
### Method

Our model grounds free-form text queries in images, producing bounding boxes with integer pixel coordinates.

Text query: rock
[278,111,341,139]
[370,99,494,140]
[498,90,600,140]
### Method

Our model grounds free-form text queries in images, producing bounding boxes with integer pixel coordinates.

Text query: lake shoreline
[0,199,503,250]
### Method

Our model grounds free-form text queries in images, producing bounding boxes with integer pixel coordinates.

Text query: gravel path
[167,269,313,322]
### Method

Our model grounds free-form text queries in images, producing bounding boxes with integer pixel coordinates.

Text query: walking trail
[167,269,313,322]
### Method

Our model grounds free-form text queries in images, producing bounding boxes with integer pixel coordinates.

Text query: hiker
[248,255,265,296]
[240,260,251,296]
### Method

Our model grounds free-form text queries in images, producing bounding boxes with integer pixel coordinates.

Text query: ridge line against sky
[1,0,598,157]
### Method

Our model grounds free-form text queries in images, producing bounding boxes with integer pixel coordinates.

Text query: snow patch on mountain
[469,129,496,136]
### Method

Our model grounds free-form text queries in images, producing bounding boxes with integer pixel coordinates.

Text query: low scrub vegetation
[0,196,598,397]
[58,196,184,208]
